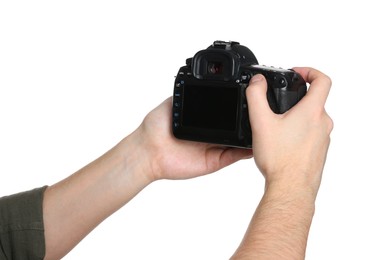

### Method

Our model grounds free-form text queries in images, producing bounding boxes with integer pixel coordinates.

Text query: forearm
[231,184,316,260]
[232,67,332,259]
[41,96,251,259]
[43,129,153,260]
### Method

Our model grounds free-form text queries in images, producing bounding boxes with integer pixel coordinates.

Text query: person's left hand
[133,97,252,181]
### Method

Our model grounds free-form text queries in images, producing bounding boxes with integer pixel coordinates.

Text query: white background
[0,1,380,259]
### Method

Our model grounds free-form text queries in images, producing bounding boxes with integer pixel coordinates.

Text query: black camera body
[172,41,307,148]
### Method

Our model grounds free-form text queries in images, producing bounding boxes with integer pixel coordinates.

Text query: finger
[293,67,332,107]
[222,148,253,162]
[246,74,275,126]
[209,147,253,171]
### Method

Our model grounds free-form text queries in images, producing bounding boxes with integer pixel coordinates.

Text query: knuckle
[327,116,334,133]
[321,112,334,133]
[323,75,332,88]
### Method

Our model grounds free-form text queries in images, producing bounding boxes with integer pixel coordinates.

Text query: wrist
[118,129,157,186]
[263,181,317,214]
[263,167,323,201]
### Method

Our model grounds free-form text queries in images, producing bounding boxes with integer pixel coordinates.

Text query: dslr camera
[172,41,307,148]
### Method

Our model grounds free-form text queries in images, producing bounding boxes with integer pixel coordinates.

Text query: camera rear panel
[172,66,252,148]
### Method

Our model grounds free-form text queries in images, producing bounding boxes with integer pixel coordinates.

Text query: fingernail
[250,74,264,84]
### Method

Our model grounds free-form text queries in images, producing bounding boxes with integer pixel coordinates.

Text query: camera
[172,41,307,148]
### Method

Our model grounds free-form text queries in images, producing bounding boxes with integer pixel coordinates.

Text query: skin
[43,99,252,259]
[231,67,333,259]
[42,67,333,260]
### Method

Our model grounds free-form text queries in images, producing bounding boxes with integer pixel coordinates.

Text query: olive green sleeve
[0,186,47,260]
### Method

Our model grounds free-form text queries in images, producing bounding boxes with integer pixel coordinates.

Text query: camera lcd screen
[182,85,238,131]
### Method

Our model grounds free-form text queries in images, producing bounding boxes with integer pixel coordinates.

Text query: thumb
[245,74,274,126]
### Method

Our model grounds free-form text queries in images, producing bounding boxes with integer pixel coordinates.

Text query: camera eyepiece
[207,62,223,75]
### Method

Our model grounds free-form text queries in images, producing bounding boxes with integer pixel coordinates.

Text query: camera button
[240,72,252,83]
[279,77,287,88]
[174,88,181,97]
[175,80,185,88]
[174,101,181,108]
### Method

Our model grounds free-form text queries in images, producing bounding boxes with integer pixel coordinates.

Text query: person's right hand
[246,67,333,197]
